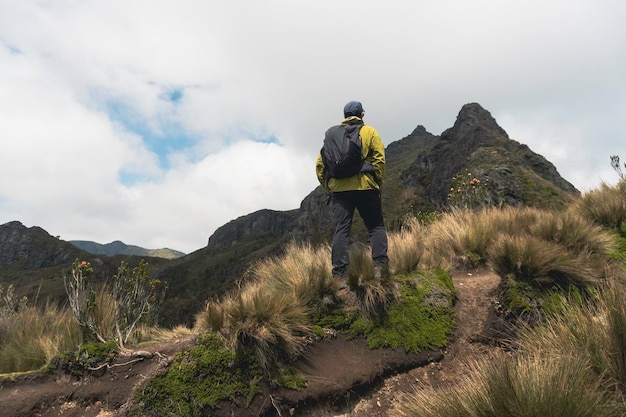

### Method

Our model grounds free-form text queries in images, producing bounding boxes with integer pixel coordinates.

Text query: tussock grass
[388,217,435,274]
[572,179,626,230]
[222,282,310,371]
[396,352,620,417]
[425,207,547,269]
[427,208,493,267]
[196,243,329,372]
[349,244,399,317]
[488,234,600,287]
[418,206,614,289]
[0,303,82,373]
[521,275,626,391]
[530,210,616,254]
[252,242,334,305]
[133,324,197,344]
[196,241,403,371]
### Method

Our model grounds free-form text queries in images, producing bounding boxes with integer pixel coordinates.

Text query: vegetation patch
[49,340,119,377]
[498,274,587,327]
[314,270,456,354]
[131,334,262,417]
[364,271,455,352]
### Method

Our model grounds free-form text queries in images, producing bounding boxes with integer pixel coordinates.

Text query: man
[316,100,389,286]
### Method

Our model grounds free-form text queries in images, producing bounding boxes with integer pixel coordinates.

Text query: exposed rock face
[0,221,77,269]
[403,103,578,208]
[207,209,299,250]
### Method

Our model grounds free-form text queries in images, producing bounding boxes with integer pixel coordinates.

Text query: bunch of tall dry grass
[572,179,626,230]
[0,303,82,373]
[417,206,614,288]
[388,217,436,274]
[348,244,399,317]
[196,243,332,372]
[395,352,620,417]
[521,274,626,392]
[488,210,614,288]
[424,207,545,269]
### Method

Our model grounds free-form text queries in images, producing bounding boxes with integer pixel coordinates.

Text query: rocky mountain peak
[442,102,508,142]
[410,125,431,136]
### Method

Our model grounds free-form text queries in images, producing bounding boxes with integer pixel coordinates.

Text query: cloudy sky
[1,0,624,254]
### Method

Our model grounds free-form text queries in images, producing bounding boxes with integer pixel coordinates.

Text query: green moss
[608,232,626,262]
[363,272,455,352]
[315,270,456,354]
[314,308,359,330]
[344,316,375,340]
[131,334,262,416]
[500,275,593,323]
[274,365,307,390]
[501,276,534,314]
[311,325,325,338]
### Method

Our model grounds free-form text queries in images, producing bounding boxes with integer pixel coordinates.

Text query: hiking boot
[333,273,348,290]
[374,264,393,282]
[374,266,383,280]
[337,287,359,310]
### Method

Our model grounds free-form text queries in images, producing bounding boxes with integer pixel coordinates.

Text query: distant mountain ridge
[70,240,185,259]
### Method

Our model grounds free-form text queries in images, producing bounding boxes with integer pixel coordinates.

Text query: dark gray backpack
[320,123,364,182]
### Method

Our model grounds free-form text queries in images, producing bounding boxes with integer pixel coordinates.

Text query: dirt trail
[296,268,502,417]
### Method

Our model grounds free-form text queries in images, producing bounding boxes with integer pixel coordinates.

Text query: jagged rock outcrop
[207,209,299,250]
[0,221,78,269]
[402,103,579,208]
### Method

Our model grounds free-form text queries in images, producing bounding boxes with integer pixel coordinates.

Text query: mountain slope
[0,221,171,302]
[0,102,579,327]
[152,102,578,326]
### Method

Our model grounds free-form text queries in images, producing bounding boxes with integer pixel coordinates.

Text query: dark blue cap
[343,101,364,117]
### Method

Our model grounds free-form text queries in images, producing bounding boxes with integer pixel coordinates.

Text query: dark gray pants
[330,189,388,276]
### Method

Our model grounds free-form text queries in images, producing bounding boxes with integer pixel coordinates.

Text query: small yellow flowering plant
[447,171,490,210]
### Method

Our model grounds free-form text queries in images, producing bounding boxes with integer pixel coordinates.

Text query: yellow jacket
[316,116,385,192]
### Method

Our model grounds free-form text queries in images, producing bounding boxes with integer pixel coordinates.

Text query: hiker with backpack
[315,101,389,288]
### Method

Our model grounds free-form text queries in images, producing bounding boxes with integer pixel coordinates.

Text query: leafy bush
[49,340,119,377]
[447,171,491,210]
[65,259,167,348]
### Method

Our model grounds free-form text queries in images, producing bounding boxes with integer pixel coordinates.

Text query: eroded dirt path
[298,268,502,417]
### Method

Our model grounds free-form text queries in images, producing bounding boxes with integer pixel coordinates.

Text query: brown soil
[0,269,502,417]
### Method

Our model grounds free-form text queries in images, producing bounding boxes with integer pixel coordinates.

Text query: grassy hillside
[2,179,625,416]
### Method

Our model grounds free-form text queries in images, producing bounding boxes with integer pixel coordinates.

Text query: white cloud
[1,0,625,252]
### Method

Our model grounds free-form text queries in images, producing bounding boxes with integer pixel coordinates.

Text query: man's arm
[315,153,326,186]
[369,130,385,187]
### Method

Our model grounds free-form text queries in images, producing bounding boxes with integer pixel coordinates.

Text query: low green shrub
[49,340,118,377]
